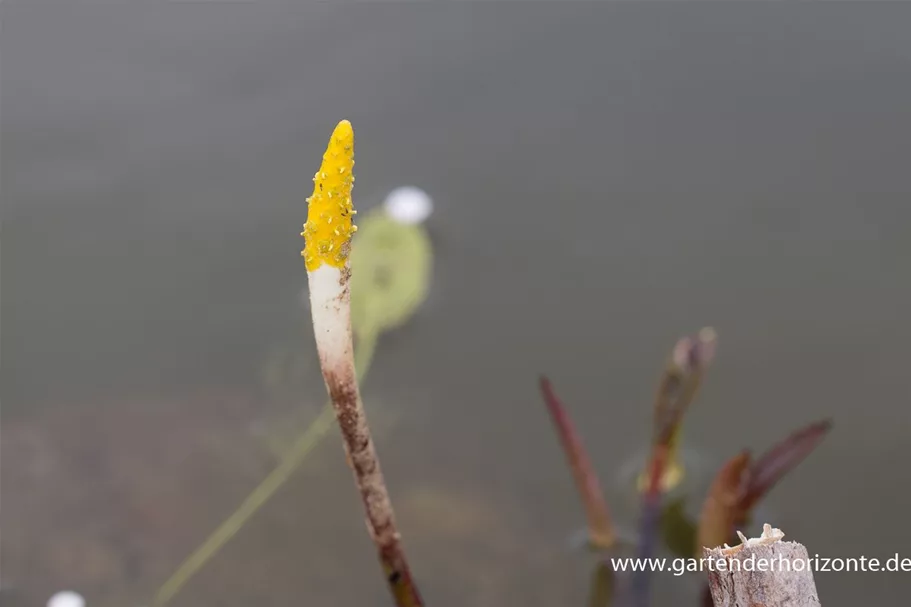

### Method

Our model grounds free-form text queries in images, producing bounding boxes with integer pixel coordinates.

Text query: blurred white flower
[48,591,85,607]
[383,186,434,225]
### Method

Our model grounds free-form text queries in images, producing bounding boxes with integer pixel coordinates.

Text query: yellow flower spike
[301,120,356,271]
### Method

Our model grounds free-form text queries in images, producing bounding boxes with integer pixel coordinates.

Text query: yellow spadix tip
[301,120,357,271]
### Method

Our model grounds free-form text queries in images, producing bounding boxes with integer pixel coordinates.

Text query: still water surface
[3,3,911,606]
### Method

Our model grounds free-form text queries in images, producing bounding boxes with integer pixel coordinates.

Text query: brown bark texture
[703,534,821,607]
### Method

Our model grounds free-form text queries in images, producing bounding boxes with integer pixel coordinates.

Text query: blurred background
[2,2,910,606]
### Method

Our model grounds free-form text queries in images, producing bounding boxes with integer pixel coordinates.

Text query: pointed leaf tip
[739,419,833,515]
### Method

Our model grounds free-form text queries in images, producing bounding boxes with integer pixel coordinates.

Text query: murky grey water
[3,3,911,606]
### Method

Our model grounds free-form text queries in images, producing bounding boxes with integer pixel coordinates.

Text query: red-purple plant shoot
[539,375,616,549]
[738,419,832,516]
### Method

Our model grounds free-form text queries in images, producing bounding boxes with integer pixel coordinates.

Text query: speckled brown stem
[322,361,423,607]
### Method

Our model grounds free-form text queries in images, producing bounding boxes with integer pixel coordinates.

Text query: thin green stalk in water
[152,207,431,605]
[152,336,377,607]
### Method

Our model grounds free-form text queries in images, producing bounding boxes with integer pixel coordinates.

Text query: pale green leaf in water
[349,210,433,341]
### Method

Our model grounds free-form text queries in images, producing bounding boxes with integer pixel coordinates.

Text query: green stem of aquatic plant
[151,332,378,606]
